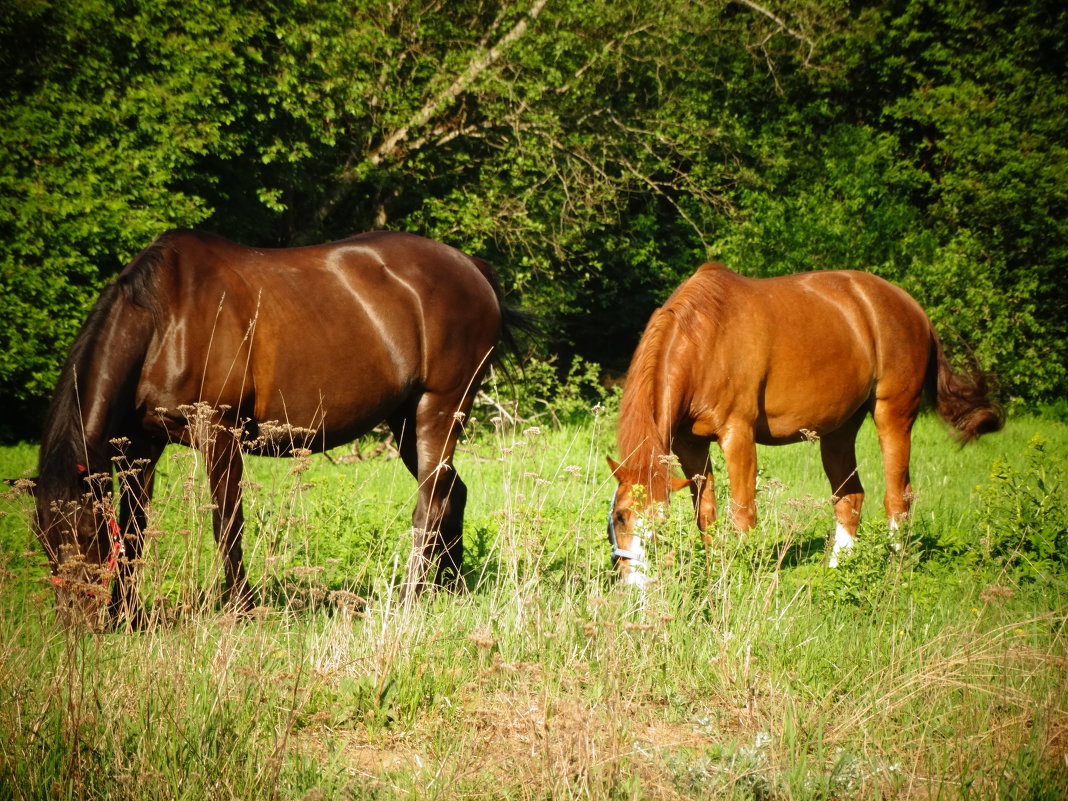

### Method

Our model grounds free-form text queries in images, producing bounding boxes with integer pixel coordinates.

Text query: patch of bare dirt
[295,688,719,798]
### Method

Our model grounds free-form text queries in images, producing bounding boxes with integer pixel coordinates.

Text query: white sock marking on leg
[889,516,902,552]
[829,522,855,568]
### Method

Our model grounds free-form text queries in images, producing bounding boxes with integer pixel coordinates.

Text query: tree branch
[731,0,816,63]
[365,0,548,167]
[310,0,548,232]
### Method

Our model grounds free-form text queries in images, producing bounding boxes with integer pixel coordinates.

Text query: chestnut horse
[32,229,526,628]
[607,263,1003,582]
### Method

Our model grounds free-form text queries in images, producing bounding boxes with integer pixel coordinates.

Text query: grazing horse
[607,263,1003,582]
[32,229,526,628]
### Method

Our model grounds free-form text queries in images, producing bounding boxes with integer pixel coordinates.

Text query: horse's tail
[925,328,1005,444]
[471,257,540,366]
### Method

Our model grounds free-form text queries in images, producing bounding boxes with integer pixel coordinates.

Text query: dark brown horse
[607,263,1003,583]
[32,229,526,628]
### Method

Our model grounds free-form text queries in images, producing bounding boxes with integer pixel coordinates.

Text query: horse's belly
[138,331,413,448]
[758,376,872,443]
[255,374,408,433]
[756,408,861,444]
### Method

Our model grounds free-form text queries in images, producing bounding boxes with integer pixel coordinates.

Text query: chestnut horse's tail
[925,328,1005,443]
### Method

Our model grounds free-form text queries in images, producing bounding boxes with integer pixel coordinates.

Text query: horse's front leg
[819,416,866,567]
[109,439,163,630]
[719,429,758,531]
[674,435,717,541]
[205,434,254,612]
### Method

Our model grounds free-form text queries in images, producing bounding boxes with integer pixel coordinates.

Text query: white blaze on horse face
[630,515,653,557]
[608,486,658,585]
[623,569,654,587]
[617,510,658,587]
[828,522,855,568]
[614,523,648,570]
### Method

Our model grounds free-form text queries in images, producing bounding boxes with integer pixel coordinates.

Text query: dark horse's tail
[925,328,1005,444]
[471,257,540,367]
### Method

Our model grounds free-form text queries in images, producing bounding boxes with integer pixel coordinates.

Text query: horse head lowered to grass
[31,229,528,629]
[607,263,1003,583]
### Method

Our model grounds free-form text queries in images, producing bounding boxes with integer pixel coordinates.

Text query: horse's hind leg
[205,432,254,611]
[391,391,470,601]
[819,412,866,567]
[111,438,164,629]
[873,398,918,532]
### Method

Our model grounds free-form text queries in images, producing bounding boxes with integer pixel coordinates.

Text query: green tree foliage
[1,0,1064,439]
[0,0,254,408]
[715,0,1067,408]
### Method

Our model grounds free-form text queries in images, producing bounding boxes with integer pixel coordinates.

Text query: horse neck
[38,283,149,501]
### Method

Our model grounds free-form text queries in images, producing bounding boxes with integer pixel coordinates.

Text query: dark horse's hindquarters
[32,229,526,628]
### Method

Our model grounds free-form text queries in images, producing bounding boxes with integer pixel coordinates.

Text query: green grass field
[1,407,1065,800]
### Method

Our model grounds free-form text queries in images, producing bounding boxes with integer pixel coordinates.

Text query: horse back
[135,230,502,443]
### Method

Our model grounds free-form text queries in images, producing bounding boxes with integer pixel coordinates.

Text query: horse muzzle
[49,572,110,631]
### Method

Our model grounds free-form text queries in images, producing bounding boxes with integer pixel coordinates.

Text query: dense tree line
[1,0,1064,439]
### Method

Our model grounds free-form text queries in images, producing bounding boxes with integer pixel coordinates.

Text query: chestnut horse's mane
[616,264,733,487]
[658,263,733,347]
[616,308,669,470]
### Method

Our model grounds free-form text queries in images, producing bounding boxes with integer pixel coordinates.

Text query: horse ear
[670,476,692,493]
[606,456,622,478]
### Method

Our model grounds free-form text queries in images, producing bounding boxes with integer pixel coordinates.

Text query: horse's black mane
[36,235,171,500]
[119,232,174,312]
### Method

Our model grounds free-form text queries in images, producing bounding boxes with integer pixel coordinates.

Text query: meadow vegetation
[0,379,1065,799]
